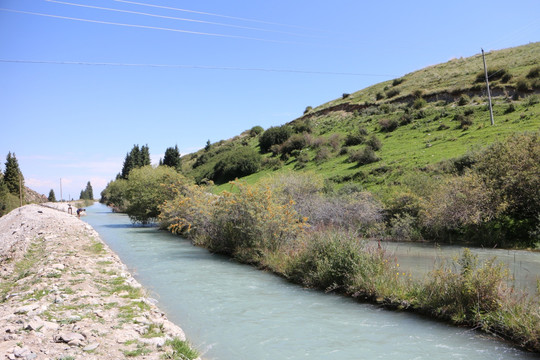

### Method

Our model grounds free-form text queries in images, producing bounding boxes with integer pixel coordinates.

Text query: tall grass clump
[416,249,540,351]
[418,249,506,322]
[285,229,413,302]
[286,230,363,291]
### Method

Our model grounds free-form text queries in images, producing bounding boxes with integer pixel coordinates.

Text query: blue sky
[1,0,539,199]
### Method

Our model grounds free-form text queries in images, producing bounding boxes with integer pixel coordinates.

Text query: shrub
[304,106,313,114]
[392,78,404,86]
[342,93,350,99]
[399,113,412,125]
[501,72,512,83]
[159,183,215,236]
[525,94,539,107]
[437,123,450,131]
[206,182,306,258]
[366,134,382,151]
[412,98,427,109]
[344,133,365,146]
[259,125,292,153]
[473,132,540,244]
[124,166,188,224]
[287,230,363,290]
[504,103,516,114]
[516,79,530,92]
[294,152,310,169]
[418,249,508,323]
[385,88,400,98]
[249,125,264,136]
[261,157,282,170]
[314,147,331,164]
[212,147,261,183]
[389,214,422,241]
[292,119,312,134]
[327,133,343,151]
[475,68,509,83]
[457,94,470,106]
[378,118,398,132]
[100,178,128,211]
[349,147,380,165]
[375,92,384,101]
[280,133,309,155]
[526,66,540,79]
[455,114,473,129]
[421,172,500,235]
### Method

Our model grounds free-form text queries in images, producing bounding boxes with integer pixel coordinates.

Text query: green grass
[86,239,105,254]
[163,337,199,360]
[208,98,539,195]
[181,42,540,196]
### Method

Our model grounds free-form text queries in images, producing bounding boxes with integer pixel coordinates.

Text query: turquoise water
[84,203,537,359]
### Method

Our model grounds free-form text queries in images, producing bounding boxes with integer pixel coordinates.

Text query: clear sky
[1,0,539,199]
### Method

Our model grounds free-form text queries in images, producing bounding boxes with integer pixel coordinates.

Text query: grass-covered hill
[181,42,539,195]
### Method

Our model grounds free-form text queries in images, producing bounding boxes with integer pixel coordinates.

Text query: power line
[112,0,320,32]
[0,59,396,77]
[45,0,319,38]
[0,8,304,44]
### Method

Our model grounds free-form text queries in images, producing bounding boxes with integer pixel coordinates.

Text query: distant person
[68,204,72,215]
[77,208,85,218]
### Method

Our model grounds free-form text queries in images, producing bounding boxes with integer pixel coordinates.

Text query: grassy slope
[181,43,540,194]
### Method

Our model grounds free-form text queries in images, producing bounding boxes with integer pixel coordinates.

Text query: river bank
[0,203,198,360]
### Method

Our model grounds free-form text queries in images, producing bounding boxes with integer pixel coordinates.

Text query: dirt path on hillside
[0,203,199,360]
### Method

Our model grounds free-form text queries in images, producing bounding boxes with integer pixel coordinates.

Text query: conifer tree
[140,145,151,167]
[121,152,134,179]
[162,145,181,171]
[85,181,94,200]
[120,144,151,179]
[4,152,23,197]
[48,189,56,202]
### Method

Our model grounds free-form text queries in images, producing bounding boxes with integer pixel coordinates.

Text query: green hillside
[182,42,540,196]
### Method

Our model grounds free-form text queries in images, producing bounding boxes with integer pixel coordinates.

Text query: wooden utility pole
[19,175,23,207]
[481,48,495,126]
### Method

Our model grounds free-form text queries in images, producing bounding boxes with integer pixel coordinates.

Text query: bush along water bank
[158,178,540,353]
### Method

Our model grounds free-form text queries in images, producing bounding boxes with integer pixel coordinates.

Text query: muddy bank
[0,203,198,360]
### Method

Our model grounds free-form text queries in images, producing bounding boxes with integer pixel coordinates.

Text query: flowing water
[84,203,538,359]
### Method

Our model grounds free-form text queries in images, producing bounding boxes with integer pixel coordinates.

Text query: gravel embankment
[0,203,197,360]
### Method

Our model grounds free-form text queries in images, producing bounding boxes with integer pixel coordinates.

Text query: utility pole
[19,175,23,207]
[60,178,63,202]
[481,48,495,126]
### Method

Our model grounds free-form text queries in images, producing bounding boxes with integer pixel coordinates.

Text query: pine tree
[140,145,151,167]
[120,152,133,179]
[85,181,94,200]
[48,189,56,202]
[120,144,151,179]
[162,145,181,171]
[4,152,23,197]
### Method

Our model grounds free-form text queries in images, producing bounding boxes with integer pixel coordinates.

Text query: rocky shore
[0,203,197,360]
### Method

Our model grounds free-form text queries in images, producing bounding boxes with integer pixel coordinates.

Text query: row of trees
[117,144,182,180]
[0,152,24,216]
[79,181,94,200]
[100,143,184,220]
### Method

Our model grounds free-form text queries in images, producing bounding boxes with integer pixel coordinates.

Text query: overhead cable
[0,59,396,77]
[0,8,304,44]
[112,0,319,31]
[45,0,319,38]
